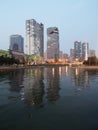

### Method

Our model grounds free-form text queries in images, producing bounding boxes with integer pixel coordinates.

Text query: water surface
[0,66,98,130]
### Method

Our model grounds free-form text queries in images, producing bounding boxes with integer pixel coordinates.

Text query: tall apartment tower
[70,48,74,62]
[82,42,89,60]
[26,19,44,57]
[47,27,59,61]
[9,34,24,52]
[74,41,81,60]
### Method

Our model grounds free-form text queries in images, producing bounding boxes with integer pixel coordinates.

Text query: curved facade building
[47,27,59,61]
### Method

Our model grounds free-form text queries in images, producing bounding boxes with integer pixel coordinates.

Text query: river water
[0,66,98,130]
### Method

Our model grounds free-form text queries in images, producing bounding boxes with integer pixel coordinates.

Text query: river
[0,66,98,130]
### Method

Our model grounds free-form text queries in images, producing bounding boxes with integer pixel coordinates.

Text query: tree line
[0,55,19,65]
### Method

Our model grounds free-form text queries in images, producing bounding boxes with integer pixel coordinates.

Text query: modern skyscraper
[26,19,44,57]
[59,51,63,59]
[74,41,81,60]
[82,42,89,60]
[47,27,59,61]
[70,48,74,62]
[9,34,24,52]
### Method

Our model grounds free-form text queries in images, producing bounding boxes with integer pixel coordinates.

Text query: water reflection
[45,67,60,102]
[6,67,61,106]
[24,68,45,107]
[1,66,98,130]
[6,66,98,106]
[70,67,89,91]
[7,67,90,105]
[9,69,24,92]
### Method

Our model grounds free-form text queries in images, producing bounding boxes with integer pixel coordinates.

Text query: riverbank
[0,65,25,71]
[0,64,69,71]
[78,65,98,70]
[0,64,98,71]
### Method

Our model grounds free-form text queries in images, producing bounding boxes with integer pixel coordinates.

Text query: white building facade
[26,19,44,57]
[82,42,89,61]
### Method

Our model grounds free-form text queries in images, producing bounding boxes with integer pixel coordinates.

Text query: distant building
[9,34,25,61]
[82,42,89,61]
[26,19,44,57]
[59,51,63,59]
[70,48,74,62]
[9,34,24,52]
[63,53,69,59]
[89,50,96,57]
[74,41,81,60]
[47,27,59,61]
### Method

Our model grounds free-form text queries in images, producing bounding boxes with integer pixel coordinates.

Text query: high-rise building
[82,42,89,60]
[9,34,24,52]
[47,27,59,61]
[70,48,74,62]
[63,53,69,59]
[26,19,44,57]
[74,41,81,60]
[59,51,63,59]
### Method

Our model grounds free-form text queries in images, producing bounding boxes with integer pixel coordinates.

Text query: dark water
[0,66,98,130]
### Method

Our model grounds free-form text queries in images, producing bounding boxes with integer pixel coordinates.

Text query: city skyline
[0,0,98,56]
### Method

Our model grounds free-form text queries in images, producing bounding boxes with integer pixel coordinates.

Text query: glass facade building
[26,19,44,57]
[9,35,24,52]
[70,49,75,62]
[82,42,89,60]
[74,41,81,59]
[47,27,59,61]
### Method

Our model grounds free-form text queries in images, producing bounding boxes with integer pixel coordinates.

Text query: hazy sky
[0,0,98,56]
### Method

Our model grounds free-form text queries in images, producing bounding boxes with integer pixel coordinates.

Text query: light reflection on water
[0,66,98,130]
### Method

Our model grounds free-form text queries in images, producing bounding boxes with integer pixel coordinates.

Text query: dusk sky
[0,0,98,56]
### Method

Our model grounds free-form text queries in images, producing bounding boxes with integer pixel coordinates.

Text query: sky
[0,0,98,56]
